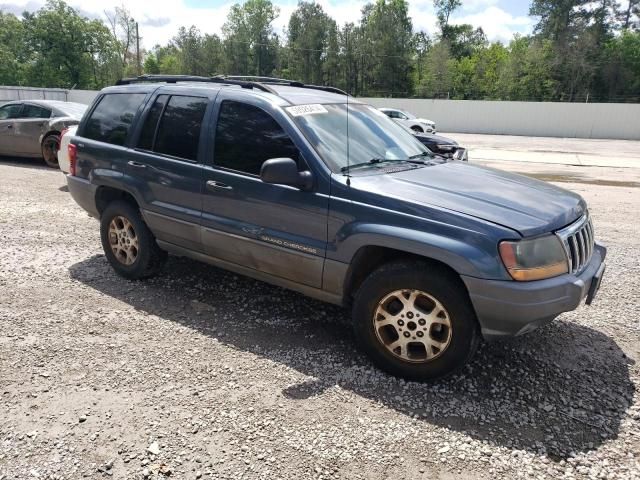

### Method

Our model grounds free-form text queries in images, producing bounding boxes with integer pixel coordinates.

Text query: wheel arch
[95,185,140,216]
[342,245,470,304]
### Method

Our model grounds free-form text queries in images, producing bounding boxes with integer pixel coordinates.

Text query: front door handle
[127,161,147,169]
[7,124,13,129]
[206,180,233,191]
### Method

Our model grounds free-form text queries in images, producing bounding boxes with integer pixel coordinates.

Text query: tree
[223,0,280,76]
[0,11,26,85]
[360,0,414,96]
[415,41,452,98]
[22,0,119,88]
[104,6,138,76]
[620,0,640,30]
[143,54,160,74]
[434,0,461,37]
[287,2,335,84]
[432,0,486,58]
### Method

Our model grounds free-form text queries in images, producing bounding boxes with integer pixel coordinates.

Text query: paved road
[444,133,640,168]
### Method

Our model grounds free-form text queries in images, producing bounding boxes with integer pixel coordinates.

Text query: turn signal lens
[499,235,569,281]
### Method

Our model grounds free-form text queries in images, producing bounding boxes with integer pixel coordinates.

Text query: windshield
[288,104,430,173]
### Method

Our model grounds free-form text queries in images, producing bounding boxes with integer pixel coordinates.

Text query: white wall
[67,90,99,105]
[362,98,640,140]
[2,85,639,140]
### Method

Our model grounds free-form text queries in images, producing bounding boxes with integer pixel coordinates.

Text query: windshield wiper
[408,151,433,160]
[341,157,424,173]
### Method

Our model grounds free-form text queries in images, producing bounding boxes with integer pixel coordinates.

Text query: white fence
[362,98,640,140]
[2,86,639,140]
[0,86,98,105]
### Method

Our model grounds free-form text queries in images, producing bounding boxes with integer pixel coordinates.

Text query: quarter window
[214,101,299,176]
[84,93,146,146]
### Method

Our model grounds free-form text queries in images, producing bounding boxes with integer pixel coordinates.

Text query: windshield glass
[402,110,416,119]
[288,103,430,172]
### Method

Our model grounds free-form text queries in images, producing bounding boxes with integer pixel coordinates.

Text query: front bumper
[461,243,607,340]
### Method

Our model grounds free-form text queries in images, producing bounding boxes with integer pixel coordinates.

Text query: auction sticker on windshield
[286,104,328,116]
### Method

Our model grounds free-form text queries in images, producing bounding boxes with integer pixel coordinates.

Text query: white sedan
[57,124,77,174]
[379,107,436,134]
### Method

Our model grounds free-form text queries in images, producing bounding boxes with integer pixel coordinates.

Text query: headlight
[499,235,568,281]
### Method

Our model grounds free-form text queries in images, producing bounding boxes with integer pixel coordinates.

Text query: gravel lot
[1,157,639,480]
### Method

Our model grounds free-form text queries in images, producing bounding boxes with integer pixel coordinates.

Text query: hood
[416,118,435,125]
[413,132,457,145]
[352,162,586,237]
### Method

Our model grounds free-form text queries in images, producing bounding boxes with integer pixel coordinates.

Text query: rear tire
[352,260,480,381]
[41,132,60,168]
[100,201,167,280]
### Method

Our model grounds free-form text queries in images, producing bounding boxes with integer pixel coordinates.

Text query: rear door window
[137,95,169,151]
[84,93,146,146]
[137,95,208,161]
[214,101,299,176]
[0,104,23,120]
[22,105,51,118]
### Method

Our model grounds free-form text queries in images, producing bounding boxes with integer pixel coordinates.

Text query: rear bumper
[462,243,607,340]
[66,175,99,218]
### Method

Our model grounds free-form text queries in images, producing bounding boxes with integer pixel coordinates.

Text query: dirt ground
[1,157,639,480]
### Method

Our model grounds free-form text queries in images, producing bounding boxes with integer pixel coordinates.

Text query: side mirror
[260,158,313,191]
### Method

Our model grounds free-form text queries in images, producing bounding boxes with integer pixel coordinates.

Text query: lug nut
[418,319,426,326]
[403,331,410,338]
[397,319,404,326]
[417,331,424,338]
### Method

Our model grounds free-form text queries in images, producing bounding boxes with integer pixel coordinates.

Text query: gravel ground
[1,158,639,480]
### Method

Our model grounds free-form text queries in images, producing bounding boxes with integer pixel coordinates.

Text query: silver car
[0,100,87,168]
[379,107,437,134]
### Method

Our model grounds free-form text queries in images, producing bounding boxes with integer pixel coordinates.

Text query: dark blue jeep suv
[66,75,606,380]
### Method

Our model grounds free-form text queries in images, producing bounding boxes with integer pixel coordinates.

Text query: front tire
[352,261,480,381]
[100,201,167,280]
[41,133,60,168]
[410,126,424,133]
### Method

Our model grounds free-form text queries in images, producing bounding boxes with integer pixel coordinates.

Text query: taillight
[68,143,77,176]
[58,128,69,151]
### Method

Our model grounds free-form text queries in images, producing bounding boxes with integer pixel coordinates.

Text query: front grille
[556,214,595,274]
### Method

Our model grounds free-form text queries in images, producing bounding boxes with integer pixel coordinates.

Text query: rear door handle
[7,125,13,129]
[127,161,147,169]
[206,180,233,191]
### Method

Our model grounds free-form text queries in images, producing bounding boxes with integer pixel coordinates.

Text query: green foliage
[223,0,280,76]
[287,1,335,85]
[1,0,639,101]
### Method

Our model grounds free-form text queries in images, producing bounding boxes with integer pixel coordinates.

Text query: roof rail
[115,74,348,97]
[222,76,348,96]
[115,74,278,94]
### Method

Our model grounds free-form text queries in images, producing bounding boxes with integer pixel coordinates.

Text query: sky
[0,0,537,48]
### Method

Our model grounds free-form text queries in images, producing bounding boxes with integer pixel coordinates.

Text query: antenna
[345,28,351,186]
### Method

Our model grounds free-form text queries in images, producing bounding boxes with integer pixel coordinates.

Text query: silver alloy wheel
[373,289,452,363]
[108,216,139,265]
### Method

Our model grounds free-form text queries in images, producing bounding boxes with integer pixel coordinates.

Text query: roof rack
[115,74,348,97]
[115,74,278,94]
[223,76,348,96]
